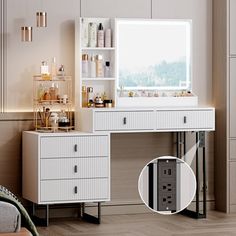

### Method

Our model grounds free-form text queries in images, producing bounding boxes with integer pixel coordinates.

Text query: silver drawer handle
[74,186,78,194]
[184,116,187,124]
[74,165,78,173]
[74,144,78,152]
[123,117,127,125]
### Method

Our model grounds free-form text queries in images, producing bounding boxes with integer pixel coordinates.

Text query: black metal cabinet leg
[31,203,49,227]
[82,202,101,224]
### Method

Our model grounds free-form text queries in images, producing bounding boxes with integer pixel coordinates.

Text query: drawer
[156,110,215,130]
[94,111,155,131]
[40,178,109,202]
[41,157,109,180]
[40,135,108,158]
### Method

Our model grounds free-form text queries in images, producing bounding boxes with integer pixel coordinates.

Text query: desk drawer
[94,111,155,131]
[41,178,109,202]
[41,157,109,180]
[156,110,215,130]
[40,135,108,158]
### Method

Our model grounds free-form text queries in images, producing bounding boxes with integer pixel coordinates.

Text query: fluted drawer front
[41,178,109,202]
[41,157,109,180]
[156,110,215,130]
[94,111,155,131]
[41,135,108,158]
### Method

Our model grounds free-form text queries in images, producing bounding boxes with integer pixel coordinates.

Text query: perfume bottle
[104,61,111,77]
[40,61,49,75]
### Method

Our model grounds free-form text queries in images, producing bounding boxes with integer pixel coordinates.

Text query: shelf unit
[75,17,116,110]
[33,75,73,132]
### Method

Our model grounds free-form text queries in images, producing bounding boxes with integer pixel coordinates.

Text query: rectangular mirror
[116,19,192,92]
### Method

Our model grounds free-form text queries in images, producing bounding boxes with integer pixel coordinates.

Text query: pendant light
[36,12,47,27]
[36,0,47,28]
[21,0,33,42]
[21,26,33,42]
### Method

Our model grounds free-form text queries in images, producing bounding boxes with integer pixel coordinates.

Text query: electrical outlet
[160,182,175,193]
[159,194,176,211]
[159,161,176,179]
[157,159,177,212]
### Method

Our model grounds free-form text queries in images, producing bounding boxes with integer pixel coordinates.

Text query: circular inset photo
[138,156,196,215]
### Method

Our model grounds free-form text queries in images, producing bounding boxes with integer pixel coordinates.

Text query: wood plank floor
[37,211,236,236]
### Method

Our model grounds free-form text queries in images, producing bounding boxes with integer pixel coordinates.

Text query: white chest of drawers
[22,131,110,204]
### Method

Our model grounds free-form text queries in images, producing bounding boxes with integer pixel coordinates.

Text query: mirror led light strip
[0,0,4,112]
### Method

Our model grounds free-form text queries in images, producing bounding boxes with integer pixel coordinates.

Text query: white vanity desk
[23,106,214,226]
[77,105,215,219]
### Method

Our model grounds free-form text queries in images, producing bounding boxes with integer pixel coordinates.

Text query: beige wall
[0,0,214,212]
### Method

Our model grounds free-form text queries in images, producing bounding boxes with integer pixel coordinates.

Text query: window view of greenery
[117,20,191,90]
[119,59,187,88]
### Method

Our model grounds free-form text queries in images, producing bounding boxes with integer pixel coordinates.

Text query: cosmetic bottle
[37,83,44,101]
[51,57,57,78]
[87,87,94,107]
[49,112,58,129]
[82,54,89,78]
[96,54,104,77]
[58,109,70,127]
[82,19,88,47]
[49,83,56,100]
[82,86,87,107]
[104,61,111,77]
[97,23,104,47]
[41,61,49,75]
[105,28,112,47]
[58,65,65,76]
[90,55,96,78]
[88,22,97,47]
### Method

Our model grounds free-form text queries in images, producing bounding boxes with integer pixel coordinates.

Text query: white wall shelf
[75,17,116,110]
[82,47,115,51]
[82,78,116,81]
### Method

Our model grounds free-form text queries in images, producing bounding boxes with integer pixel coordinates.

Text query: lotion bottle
[82,54,89,78]
[105,28,112,47]
[51,57,57,78]
[88,22,97,47]
[96,54,104,77]
[97,23,104,47]
[90,55,96,78]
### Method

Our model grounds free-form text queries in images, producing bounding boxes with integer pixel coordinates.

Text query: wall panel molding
[0,0,7,113]
[0,0,4,112]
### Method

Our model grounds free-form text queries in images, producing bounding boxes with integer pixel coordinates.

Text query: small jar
[49,113,58,129]
[104,99,112,108]
[58,110,70,127]
[94,96,104,108]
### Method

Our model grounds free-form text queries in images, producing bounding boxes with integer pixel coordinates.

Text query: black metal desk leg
[180,131,206,219]
[202,132,207,216]
[196,132,199,215]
